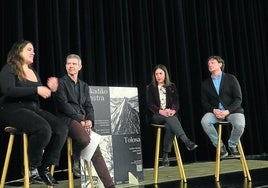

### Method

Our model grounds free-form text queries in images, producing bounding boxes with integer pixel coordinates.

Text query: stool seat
[4,126,23,134]
[151,123,165,128]
[0,126,30,188]
[215,121,251,182]
[151,123,187,183]
[217,121,229,125]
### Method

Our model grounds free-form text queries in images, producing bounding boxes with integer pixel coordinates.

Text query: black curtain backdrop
[1,0,268,180]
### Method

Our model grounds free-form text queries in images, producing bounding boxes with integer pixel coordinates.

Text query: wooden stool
[151,123,187,183]
[215,121,251,182]
[49,137,95,188]
[0,126,30,188]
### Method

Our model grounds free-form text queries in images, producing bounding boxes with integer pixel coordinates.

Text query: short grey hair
[66,54,82,66]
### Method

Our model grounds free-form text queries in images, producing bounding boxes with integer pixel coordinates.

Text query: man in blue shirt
[201,56,245,158]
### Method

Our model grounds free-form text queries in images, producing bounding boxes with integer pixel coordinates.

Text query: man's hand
[81,120,93,134]
[213,109,230,120]
[84,120,92,127]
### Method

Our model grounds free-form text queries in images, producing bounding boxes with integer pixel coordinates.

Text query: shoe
[29,168,44,184]
[50,171,59,185]
[38,167,57,186]
[229,146,240,157]
[72,155,81,177]
[220,145,228,158]
[185,140,198,151]
[162,152,170,167]
[51,177,59,185]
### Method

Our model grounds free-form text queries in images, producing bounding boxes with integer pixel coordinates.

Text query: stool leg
[173,137,187,183]
[237,141,251,181]
[23,133,30,188]
[0,134,15,188]
[84,160,95,188]
[153,127,161,184]
[215,123,222,182]
[48,165,55,188]
[67,137,74,188]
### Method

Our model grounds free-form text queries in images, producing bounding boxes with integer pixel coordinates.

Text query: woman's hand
[37,86,52,99]
[166,109,176,116]
[159,109,175,117]
[47,77,58,92]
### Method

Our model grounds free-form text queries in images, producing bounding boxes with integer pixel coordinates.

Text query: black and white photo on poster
[109,87,140,135]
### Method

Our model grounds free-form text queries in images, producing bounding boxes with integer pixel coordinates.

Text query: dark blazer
[54,74,94,126]
[146,83,180,115]
[201,72,244,114]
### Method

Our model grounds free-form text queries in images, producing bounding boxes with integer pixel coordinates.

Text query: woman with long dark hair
[0,40,68,186]
[146,64,198,166]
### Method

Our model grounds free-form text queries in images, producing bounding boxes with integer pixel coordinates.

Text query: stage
[4,157,268,188]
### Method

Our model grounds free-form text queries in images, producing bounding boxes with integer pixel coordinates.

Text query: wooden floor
[4,158,268,187]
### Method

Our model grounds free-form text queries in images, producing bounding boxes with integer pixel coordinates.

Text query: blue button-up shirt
[212,72,225,110]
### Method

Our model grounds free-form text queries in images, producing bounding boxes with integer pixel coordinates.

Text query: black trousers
[0,102,68,168]
[152,114,188,153]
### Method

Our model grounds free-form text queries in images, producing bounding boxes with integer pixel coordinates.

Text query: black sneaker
[229,146,240,157]
[72,156,81,177]
[29,168,44,184]
[49,167,59,185]
[162,153,170,167]
[220,145,228,158]
[185,140,198,151]
[38,167,57,186]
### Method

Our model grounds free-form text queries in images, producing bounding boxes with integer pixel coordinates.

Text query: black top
[0,64,41,105]
[54,74,94,126]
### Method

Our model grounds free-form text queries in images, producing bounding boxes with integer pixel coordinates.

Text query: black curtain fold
[1,0,268,180]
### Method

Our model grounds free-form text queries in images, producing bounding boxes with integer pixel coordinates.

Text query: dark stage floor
[142,168,268,188]
[4,159,268,188]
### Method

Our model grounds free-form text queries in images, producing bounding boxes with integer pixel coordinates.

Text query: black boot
[162,152,170,167]
[184,139,198,151]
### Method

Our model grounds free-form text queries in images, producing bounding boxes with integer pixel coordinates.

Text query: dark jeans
[0,102,68,168]
[68,118,114,187]
[152,114,188,153]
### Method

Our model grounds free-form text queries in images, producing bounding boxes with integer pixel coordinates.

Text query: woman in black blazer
[146,64,198,166]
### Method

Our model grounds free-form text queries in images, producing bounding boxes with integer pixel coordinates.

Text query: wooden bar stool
[215,121,251,182]
[48,137,94,188]
[0,126,30,188]
[151,123,187,183]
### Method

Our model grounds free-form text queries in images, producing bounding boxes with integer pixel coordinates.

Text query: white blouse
[158,85,166,110]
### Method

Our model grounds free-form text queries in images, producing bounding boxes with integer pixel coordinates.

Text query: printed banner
[81,86,143,187]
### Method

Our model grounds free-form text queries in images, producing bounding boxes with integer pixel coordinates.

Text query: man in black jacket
[54,54,115,188]
[201,56,245,158]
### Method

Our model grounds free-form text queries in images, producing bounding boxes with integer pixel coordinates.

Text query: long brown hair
[7,40,33,81]
[151,64,172,87]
